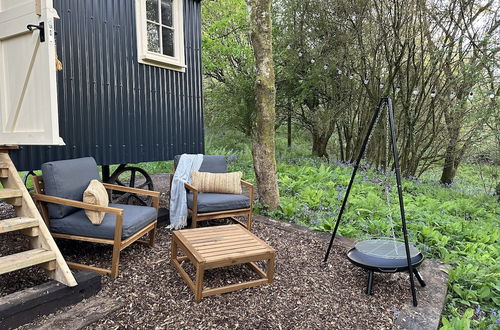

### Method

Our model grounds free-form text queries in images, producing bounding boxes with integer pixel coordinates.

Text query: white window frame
[135,0,186,72]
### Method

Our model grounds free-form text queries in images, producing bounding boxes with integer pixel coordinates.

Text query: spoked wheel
[108,166,154,206]
[23,170,37,192]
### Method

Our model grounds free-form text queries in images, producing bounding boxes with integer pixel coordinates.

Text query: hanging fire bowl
[346,238,426,295]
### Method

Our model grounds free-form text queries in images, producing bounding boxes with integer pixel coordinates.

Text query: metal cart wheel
[23,170,37,192]
[108,166,154,206]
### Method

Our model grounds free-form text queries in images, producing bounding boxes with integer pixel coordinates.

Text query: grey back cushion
[42,157,101,219]
[174,155,227,173]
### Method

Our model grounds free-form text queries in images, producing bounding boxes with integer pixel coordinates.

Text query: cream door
[0,0,63,145]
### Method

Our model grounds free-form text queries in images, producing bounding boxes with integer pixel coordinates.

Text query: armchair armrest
[102,183,160,198]
[32,193,124,216]
[102,183,161,210]
[240,180,254,207]
[33,193,126,245]
[240,180,253,189]
[184,182,198,192]
[183,182,199,214]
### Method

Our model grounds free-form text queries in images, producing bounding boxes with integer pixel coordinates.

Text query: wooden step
[0,188,22,199]
[0,249,56,274]
[0,217,39,234]
[0,162,8,178]
[0,151,77,287]
[0,188,23,206]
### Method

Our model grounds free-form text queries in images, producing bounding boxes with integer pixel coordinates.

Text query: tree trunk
[440,144,458,185]
[246,0,280,209]
[440,126,462,185]
[287,109,292,148]
[311,132,330,158]
[337,125,345,161]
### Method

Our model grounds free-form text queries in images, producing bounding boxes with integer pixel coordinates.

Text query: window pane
[147,23,161,53]
[162,27,174,56]
[146,0,159,22]
[161,0,173,27]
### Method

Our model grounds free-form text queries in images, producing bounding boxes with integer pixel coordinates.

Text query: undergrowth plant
[206,130,499,329]
[263,158,499,329]
[104,130,498,329]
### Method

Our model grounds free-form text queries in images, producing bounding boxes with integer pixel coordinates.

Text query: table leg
[195,264,204,302]
[267,254,275,283]
[170,236,178,265]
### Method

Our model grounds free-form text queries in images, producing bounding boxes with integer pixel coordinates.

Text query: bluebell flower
[226,153,238,164]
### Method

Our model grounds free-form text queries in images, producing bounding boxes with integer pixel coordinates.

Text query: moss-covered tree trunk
[440,144,458,185]
[439,101,469,185]
[440,125,467,185]
[246,0,280,209]
[311,132,330,158]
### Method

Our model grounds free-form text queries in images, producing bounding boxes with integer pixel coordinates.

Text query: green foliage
[441,308,474,330]
[204,130,255,179]
[203,129,499,329]
[202,0,253,78]
[202,0,256,136]
[125,161,173,175]
[242,132,499,328]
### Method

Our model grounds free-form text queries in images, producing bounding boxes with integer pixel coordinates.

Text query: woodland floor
[0,174,448,329]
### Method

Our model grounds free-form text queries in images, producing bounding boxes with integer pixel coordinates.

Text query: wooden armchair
[31,157,159,278]
[173,155,254,230]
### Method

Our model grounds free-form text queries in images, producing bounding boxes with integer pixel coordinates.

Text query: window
[136,0,185,71]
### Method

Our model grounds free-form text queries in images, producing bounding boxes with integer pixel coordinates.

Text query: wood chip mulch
[1,173,414,329]
[5,217,413,329]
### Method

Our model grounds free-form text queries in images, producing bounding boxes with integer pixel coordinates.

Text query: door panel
[0,0,64,145]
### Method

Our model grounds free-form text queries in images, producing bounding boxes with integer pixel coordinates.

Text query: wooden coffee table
[171,224,275,302]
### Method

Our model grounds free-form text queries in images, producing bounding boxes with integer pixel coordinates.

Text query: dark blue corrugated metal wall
[11,0,204,171]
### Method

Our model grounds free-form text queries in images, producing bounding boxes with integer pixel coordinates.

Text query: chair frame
[31,175,160,278]
[184,180,254,230]
[171,162,254,230]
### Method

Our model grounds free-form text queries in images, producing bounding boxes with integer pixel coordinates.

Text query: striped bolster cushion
[191,171,243,194]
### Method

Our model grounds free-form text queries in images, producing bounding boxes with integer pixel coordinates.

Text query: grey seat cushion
[187,193,250,213]
[42,157,101,219]
[50,203,157,240]
[174,155,227,173]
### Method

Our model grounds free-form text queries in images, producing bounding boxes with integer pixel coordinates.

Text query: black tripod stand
[323,97,423,307]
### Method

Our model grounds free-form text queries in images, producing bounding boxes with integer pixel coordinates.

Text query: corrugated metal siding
[11,0,204,171]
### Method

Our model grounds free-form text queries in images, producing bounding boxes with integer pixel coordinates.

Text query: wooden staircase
[0,150,76,287]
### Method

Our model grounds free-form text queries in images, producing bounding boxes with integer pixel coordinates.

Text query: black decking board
[0,271,101,329]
